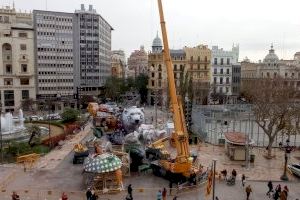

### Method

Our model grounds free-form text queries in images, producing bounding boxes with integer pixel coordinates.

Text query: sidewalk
[195,144,300,181]
[35,123,92,170]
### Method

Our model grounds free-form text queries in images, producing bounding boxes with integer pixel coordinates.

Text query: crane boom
[156,0,192,175]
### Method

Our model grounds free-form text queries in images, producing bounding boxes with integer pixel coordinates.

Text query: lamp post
[279,139,291,181]
[212,159,217,200]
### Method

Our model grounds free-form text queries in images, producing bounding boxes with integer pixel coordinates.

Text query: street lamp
[279,139,292,181]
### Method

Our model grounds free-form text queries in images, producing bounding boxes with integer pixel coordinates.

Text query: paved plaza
[0,113,299,200]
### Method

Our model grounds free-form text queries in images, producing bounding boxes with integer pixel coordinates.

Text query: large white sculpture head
[121,106,145,133]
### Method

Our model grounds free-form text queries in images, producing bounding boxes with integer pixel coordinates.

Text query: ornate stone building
[127,45,148,78]
[0,6,36,112]
[111,50,125,78]
[241,45,300,94]
[147,34,211,105]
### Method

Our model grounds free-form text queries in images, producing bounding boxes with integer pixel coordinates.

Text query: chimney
[81,4,85,11]
[89,5,93,11]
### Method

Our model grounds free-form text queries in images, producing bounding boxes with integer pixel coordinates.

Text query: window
[205,56,207,62]
[226,77,229,84]
[20,78,29,85]
[21,64,28,73]
[6,64,12,74]
[174,65,177,71]
[204,65,207,70]
[227,58,230,65]
[180,65,184,71]
[4,90,14,106]
[214,58,217,65]
[226,68,230,74]
[285,73,288,77]
[220,68,223,74]
[151,80,154,86]
[267,72,270,77]
[19,32,28,38]
[190,56,193,61]
[158,73,162,79]
[20,44,27,50]
[158,65,162,71]
[4,78,13,85]
[214,68,217,74]
[220,77,223,84]
[226,87,229,93]
[197,64,200,70]
[158,80,161,87]
[22,90,29,99]
[214,77,217,84]
[292,73,295,78]
[221,58,224,65]
[219,87,223,93]
[151,73,155,78]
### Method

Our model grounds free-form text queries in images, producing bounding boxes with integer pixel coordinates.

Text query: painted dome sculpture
[263,44,279,64]
[84,153,122,173]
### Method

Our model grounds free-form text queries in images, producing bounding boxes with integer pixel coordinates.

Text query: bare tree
[242,77,299,158]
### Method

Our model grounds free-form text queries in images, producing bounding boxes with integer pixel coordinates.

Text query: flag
[206,169,213,196]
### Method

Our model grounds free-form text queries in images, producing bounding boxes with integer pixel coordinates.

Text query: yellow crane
[149,0,199,180]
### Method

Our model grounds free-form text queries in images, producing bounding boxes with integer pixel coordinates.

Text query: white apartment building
[211,45,239,96]
[0,6,36,112]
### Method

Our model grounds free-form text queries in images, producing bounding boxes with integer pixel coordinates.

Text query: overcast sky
[3,0,300,61]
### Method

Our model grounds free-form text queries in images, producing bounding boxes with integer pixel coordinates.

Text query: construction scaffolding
[192,104,300,147]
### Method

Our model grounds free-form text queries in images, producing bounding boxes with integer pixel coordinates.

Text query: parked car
[46,113,61,120]
[29,115,44,121]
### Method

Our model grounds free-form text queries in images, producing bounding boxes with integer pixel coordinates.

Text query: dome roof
[263,44,279,63]
[294,52,300,60]
[152,32,162,47]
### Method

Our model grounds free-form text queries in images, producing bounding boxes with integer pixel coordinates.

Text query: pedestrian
[162,187,167,200]
[245,185,252,200]
[266,181,273,197]
[86,188,92,200]
[274,184,281,200]
[157,190,162,200]
[281,185,289,199]
[127,184,133,199]
[61,192,68,200]
[231,169,237,177]
[11,191,20,200]
[280,190,287,200]
[173,196,177,200]
[241,174,246,187]
[169,180,173,195]
[90,190,98,200]
[221,169,227,180]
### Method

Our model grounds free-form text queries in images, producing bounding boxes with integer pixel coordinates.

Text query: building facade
[33,10,75,109]
[241,45,300,95]
[74,4,113,95]
[111,50,125,78]
[210,45,239,104]
[147,34,211,105]
[184,45,211,104]
[0,6,36,112]
[127,45,148,78]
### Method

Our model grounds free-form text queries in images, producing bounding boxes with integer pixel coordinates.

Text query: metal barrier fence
[192,104,300,147]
